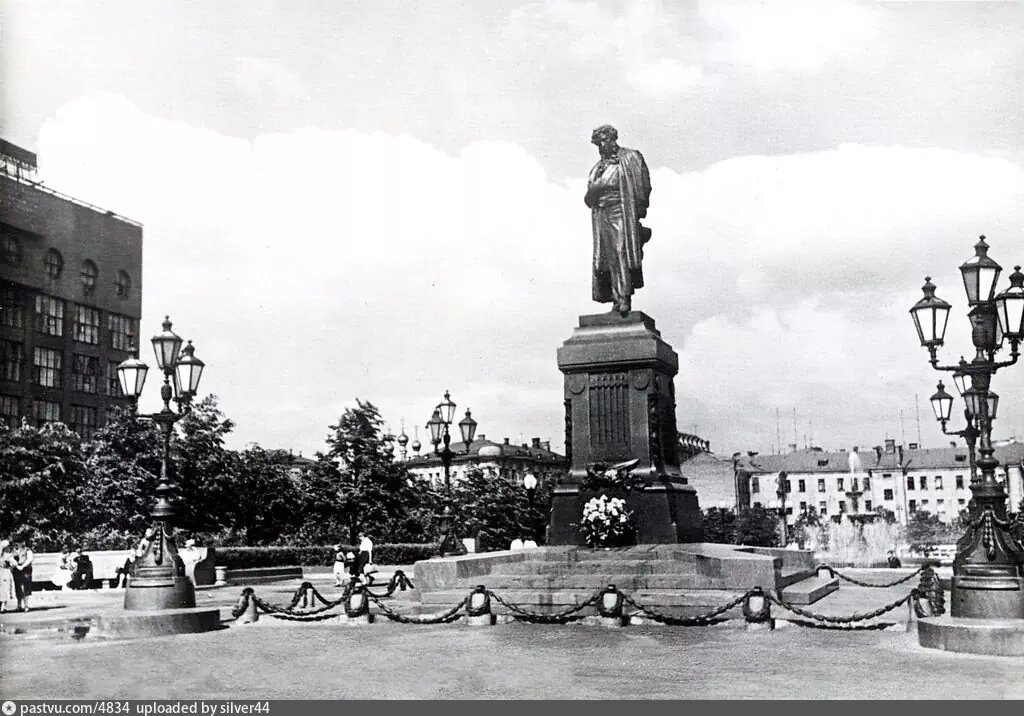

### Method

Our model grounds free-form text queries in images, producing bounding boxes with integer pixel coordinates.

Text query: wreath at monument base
[579,458,648,493]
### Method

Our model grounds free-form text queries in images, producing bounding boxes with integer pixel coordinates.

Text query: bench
[32,548,217,589]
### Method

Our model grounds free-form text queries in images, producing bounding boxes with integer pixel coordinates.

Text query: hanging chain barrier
[486,590,602,623]
[620,589,754,626]
[231,575,939,629]
[815,563,926,588]
[766,589,917,630]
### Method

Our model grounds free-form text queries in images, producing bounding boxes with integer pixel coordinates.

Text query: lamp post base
[439,530,467,557]
[124,574,196,611]
[951,575,1024,619]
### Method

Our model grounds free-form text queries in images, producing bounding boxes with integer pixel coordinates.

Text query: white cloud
[701,0,881,74]
[232,56,308,100]
[35,94,1024,459]
[626,58,704,95]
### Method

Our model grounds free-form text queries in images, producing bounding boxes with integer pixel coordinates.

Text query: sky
[2,0,1024,460]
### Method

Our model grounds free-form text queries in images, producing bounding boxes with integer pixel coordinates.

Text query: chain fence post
[341,583,374,625]
[597,584,625,627]
[466,585,495,626]
[743,587,773,631]
[234,587,259,624]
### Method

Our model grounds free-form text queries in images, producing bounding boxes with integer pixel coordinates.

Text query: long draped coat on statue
[590,146,652,303]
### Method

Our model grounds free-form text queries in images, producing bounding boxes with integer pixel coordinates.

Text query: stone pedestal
[548,311,703,545]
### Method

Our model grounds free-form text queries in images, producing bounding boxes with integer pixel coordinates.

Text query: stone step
[522,547,702,563]
[455,574,725,590]
[420,588,748,618]
[779,575,839,605]
[778,567,814,589]
[491,559,705,576]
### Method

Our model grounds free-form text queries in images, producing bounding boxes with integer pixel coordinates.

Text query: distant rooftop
[0,137,141,228]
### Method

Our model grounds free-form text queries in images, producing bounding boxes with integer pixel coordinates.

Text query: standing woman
[13,541,33,611]
[0,540,16,613]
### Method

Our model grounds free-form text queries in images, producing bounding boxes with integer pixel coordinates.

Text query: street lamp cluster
[910,235,1024,619]
[426,390,476,557]
[117,316,206,611]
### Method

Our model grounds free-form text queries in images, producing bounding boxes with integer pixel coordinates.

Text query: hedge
[215,544,437,568]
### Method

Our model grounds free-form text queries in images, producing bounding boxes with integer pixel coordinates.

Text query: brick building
[735,438,1024,526]
[0,139,142,435]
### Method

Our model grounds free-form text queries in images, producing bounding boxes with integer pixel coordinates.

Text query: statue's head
[591,124,619,157]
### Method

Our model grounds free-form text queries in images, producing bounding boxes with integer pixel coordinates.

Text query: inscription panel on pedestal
[588,372,630,458]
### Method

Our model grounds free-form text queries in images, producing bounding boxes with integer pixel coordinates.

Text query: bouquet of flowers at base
[580,494,634,548]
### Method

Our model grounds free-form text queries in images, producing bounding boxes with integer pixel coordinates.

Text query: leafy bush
[215,543,437,568]
[700,507,735,544]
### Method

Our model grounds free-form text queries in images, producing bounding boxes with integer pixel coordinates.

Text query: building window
[0,285,26,328]
[919,476,927,490]
[106,361,123,396]
[32,347,62,388]
[81,260,98,293]
[935,476,943,490]
[883,489,894,501]
[1,340,23,382]
[2,234,22,266]
[115,270,131,297]
[837,478,844,491]
[753,502,762,508]
[751,477,760,493]
[958,499,966,507]
[863,476,870,490]
[71,354,101,394]
[865,500,872,511]
[817,479,826,493]
[799,501,807,512]
[33,399,61,426]
[69,405,97,438]
[108,314,136,352]
[956,475,965,489]
[73,305,101,345]
[819,501,828,515]
[909,499,917,512]
[852,478,859,492]
[798,479,806,492]
[922,499,929,506]
[907,476,915,490]
[839,501,847,513]
[784,479,792,493]
[35,295,65,336]
[44,249,63,279]
[0,394,18,427]
[882,473,892,479]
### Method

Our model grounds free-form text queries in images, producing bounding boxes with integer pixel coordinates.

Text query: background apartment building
[736,438,1024,526]
[405,435,565,487]
[0,139,142,435]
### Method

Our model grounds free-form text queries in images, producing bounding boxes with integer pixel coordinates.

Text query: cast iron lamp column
[427,392,476,557]
[116,317,206,610]
[522,471,538,542]
[910,237,1024,618]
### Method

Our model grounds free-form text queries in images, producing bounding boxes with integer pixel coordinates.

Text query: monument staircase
[417,544,838,618]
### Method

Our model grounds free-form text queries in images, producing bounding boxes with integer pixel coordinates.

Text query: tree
[733,505,780,547]
[79,405,163,538]
[302,399,424,544]
[791,507,823,549]
[701,507,735,544]
[0,420,89,547]
[219,446,302,545]
[173,395,237,535]
[452,468,550,551]
[905,510,946,553]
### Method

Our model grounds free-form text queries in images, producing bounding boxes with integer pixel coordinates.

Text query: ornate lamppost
[910,236,1024,618]
[522,471,538,542]
[117,316,205,610]
[427,391,476,557]
[775,471,788,546]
